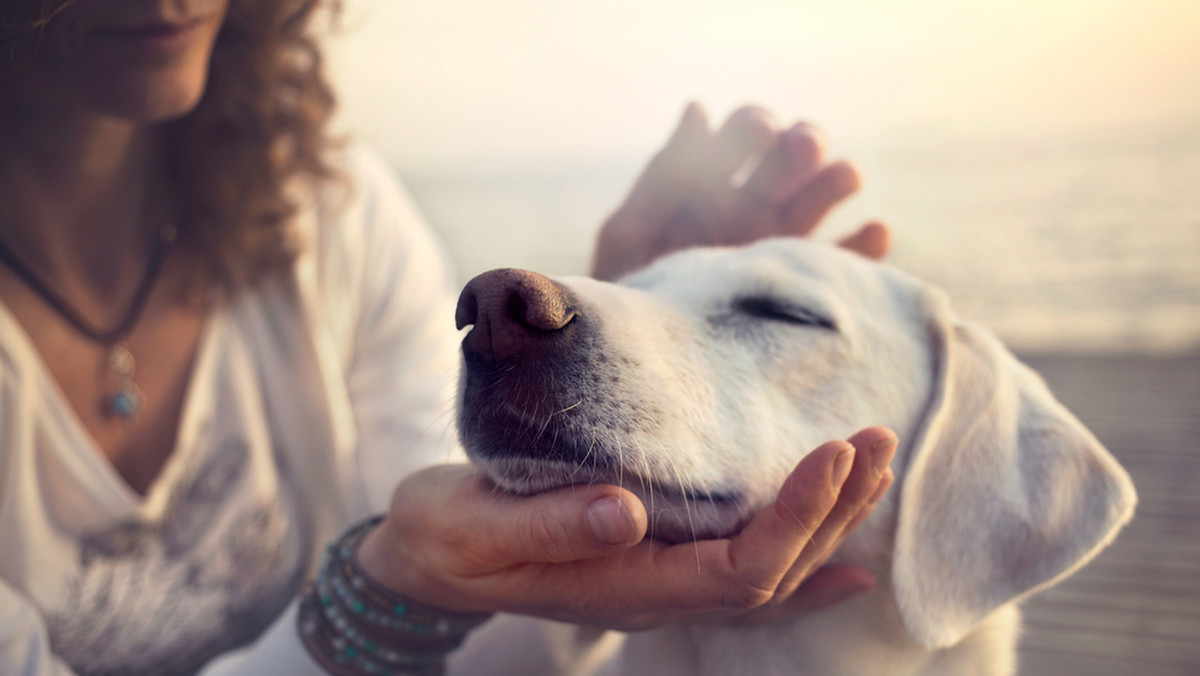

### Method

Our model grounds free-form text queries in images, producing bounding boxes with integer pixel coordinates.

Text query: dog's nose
[456,268,578,363]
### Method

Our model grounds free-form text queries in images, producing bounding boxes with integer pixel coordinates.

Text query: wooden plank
[1014,351,1200,674]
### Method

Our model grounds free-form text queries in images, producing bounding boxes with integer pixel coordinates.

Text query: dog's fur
[453,238,1136,676]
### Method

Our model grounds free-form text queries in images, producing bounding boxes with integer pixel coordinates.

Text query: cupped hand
[591,103,890,282]
[355,427,897,631]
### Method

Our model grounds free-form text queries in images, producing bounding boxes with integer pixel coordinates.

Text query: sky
[324,0,1200,170]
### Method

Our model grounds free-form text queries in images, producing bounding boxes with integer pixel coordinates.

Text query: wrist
[355,519,401,589]
[298,517,493,675]
[354,516,490,616]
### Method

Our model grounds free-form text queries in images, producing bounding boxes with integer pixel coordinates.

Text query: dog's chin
[472,456,752,545]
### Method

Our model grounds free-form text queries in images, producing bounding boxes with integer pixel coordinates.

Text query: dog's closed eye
[733,296,837,331]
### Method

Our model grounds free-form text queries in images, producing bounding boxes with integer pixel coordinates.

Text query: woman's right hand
[355,427,896,631]
[591,103,890,282]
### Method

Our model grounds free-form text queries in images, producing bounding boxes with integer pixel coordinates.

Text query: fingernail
[867,468,894,504]
[871,437,898,479]
[831,444,855,490]
[588,496,636,546]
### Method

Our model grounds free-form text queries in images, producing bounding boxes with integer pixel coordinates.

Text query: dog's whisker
[532,411,553,445]
[568,432,599,479]
[650,440,702,569]
[551,399,584,417]
[773,497,817,547]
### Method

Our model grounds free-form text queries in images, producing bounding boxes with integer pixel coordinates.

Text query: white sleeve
[0,558,571,676]
[198,602,327,675]
[328,148,467,517]
[207,149,468,674]
[0,151,466,676]
[0,581,76,676]
[0,581,326,676]
[206,151,466,672]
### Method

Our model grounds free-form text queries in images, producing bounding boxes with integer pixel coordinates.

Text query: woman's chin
[81,61,212,124]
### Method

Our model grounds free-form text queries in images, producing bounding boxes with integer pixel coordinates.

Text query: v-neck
[0,294,223,524]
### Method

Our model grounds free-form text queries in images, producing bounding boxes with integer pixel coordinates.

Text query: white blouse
[0,147,465,675]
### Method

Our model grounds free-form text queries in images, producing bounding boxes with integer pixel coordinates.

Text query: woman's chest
[0,331,318,673]
[0,261,208,495]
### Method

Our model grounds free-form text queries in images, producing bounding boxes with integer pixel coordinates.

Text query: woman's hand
[591,103,890,282]
[355,427,896,631]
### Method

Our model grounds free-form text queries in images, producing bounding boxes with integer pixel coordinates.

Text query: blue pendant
[111,388,142,419]
[107,344,143,421]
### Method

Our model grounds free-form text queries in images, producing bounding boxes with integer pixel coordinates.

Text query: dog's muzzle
[455,268,607,469]
[455,269,747,538]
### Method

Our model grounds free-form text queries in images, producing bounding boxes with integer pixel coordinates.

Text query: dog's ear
[891,291,1136,649]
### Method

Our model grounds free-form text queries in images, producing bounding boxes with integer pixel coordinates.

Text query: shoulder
[311,145,443,267]
[298,143,457,298]
[294,144,459,361]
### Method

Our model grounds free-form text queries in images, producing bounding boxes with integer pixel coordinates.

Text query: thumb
[495,486,649,566]
[623,103,710,214]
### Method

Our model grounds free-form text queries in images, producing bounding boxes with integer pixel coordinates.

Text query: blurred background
[323,0,1200,672]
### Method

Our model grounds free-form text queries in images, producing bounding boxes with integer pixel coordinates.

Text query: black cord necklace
[0,223,176,420]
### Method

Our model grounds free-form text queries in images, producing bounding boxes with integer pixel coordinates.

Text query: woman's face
[4,0,231,123]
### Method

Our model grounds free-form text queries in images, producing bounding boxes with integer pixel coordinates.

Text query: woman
[0,1,895,674]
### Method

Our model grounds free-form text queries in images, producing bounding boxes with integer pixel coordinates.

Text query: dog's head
[455,237,1135,648]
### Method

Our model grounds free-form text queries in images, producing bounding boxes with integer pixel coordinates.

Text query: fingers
[640,104,779,215]
[840,466,893,537]
[720,440,855,601]
[630,103,779,212]
[592,103,713,281]
[363,431,895,629]
[689,429,894,609]
[776,160,862,238]
[707,106,779,183]
[475,485,649,569]
[740,123,826,204]
[391,466,649,574]
[617,102,711,221]
[521,441,853,622]
[837,221,891,259]
[640,103,710,196]
[657,101,710,178]
[597,104,869,282]
[811,428,897,541]
[776,428,896,591]
[471,431,892,629]
[772,564,877,616]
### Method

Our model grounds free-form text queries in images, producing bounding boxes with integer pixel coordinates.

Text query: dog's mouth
[469,452,752,544]
[458,360,757,544]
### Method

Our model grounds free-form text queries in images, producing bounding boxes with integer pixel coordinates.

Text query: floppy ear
[891,291,1137,649]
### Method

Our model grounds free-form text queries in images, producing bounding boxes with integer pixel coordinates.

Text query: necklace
[0,223,176,421]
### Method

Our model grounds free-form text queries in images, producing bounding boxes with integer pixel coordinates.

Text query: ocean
[396,131,1200,355]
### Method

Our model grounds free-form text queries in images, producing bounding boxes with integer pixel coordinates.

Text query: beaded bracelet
[298,516,493,675]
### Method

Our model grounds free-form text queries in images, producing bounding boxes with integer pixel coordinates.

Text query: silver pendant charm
[108,344,144,420]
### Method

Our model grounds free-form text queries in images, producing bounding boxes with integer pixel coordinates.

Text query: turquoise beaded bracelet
[298,516,493,675]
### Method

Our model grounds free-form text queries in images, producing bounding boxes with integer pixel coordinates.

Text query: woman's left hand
[355,427,896,631]
[591,103,890,281]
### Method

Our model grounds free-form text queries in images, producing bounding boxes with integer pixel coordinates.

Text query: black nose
[456,268,578,363]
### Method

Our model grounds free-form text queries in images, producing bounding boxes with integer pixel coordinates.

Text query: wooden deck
[1016,351,1200,675]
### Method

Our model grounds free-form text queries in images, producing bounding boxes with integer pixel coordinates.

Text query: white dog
[452,238,1136,676]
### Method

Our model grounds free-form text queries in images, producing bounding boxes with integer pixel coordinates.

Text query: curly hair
[2,0,341,293]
